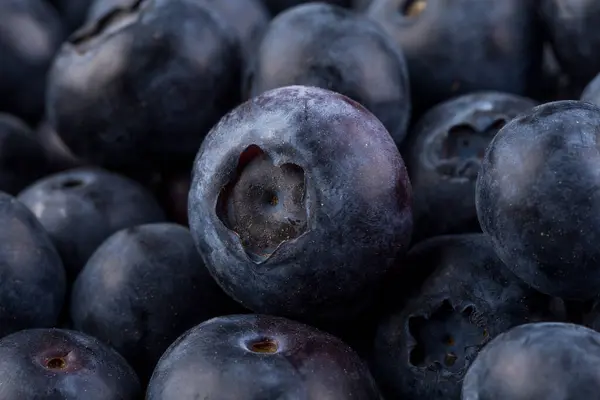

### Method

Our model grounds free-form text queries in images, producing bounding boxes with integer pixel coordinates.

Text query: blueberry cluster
[1,0,600,399]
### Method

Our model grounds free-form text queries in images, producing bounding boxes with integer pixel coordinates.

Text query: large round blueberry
[373,234,551,400]
[71,223,243,381]
[17,167,165,280]
[404,92,537,242]
[540,0,600,88]
[462,322,600,399]
[0,114,54,195]
[0,0,64,123]
[0,328,141,399]
[0,192,66,338]
[476,100,600,300]
[147,314,381,399]
[366,0,543,113]
[247,3,411,147]
[188,85,413,323]
[46,0,241,173]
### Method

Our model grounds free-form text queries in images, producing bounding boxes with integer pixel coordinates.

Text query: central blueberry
[188,85,413,325]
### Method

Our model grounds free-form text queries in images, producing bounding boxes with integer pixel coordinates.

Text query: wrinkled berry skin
[540,0,600,88]
[261,0,350,15]
[581,72,600,107]
[0,328,141,399]
[0,0,64,124]
[247,3,411,147]
[18,167,165,280]
[404,92,537,242]
[0,192,66,338]
[188,85,412,324]
[367,0,543,113]
[71,223,243,382]
[147,314,381,400]
[462,322,600,400]
[0,114,54,195]
[374,234,550,400]
[476,101,600,300]
[47,0,241,173]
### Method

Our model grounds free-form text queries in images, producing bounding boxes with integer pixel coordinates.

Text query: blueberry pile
[3,0,600,399]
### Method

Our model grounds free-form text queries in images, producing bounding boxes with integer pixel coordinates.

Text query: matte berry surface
[373,234,550,400]
[477,100,600,300]
[540,0,600,88]
[0,328,141,399]
[4,1,600,398]
[188,85,412,324]
[46,0,242,173]
[0,0,64,123]
[18,167,165,280]
[147,314,381,400]
[0,192,66,338]
[71,223,243,381]
[247,3,411,146]
[367,0,543,113]
[405,92,537,242]
[462,322,600,400]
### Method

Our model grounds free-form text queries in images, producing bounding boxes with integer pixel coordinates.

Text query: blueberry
[0,328,141,399]
[71,222,244,382]
[198,0,270,61]
[0,114,54,195]
[246,3,411,147]
[46,0,242,173]
[366,0,543,113]
[581,72,600,107]
[261,0,350,15]
[476,100,600,300]
[0,0,64,123]
[147,314,381,399]
[188,85,413,324]
[373,234,551,400]
[17,167,165,280]
[0,192,65,338]
[87,0,269,61]
[462,322,600,400]
[540,0,600,88]
[404,92,537,242]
